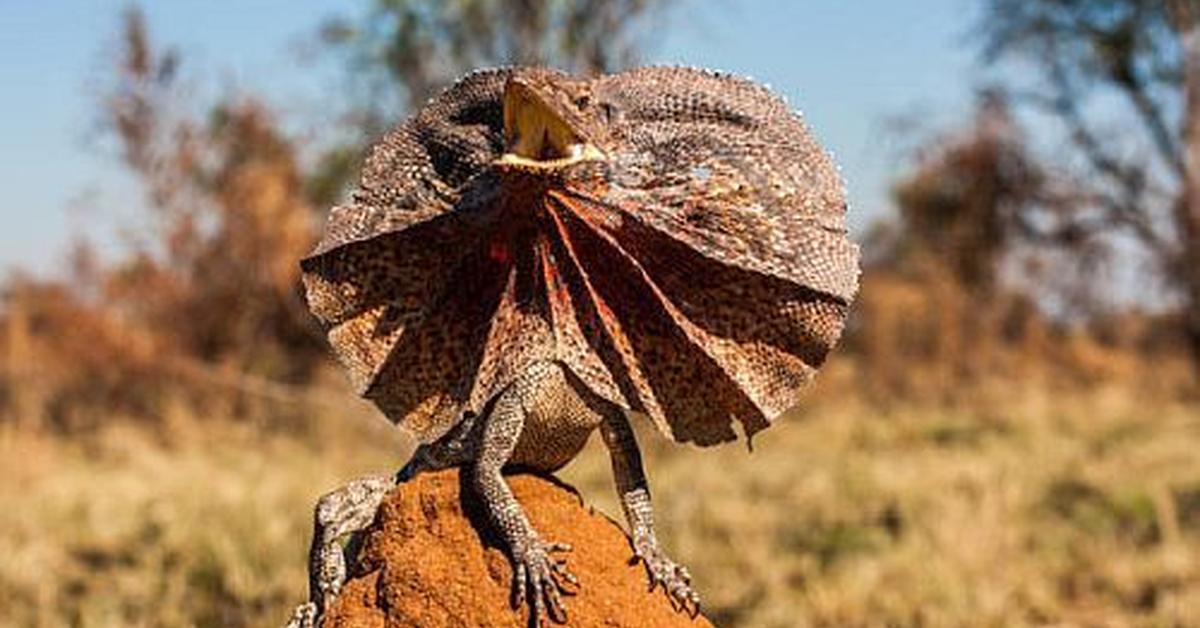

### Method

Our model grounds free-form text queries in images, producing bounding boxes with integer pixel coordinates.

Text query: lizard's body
[288,66,858,627]
[426,361,603,474]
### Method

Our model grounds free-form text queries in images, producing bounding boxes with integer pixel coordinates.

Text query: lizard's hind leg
[308,474,396,609]
[288,414,483,627]
[285,473,394,628]
[296,413,483,623]
[600,409,700,615]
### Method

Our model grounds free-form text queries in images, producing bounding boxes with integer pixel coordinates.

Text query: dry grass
[0,404,406,628]
[2,380,1198,627]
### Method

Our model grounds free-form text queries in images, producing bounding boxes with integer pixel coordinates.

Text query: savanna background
[2,1,1199,626]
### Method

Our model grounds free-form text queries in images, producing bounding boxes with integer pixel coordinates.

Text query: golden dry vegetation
[2,372,1197,627]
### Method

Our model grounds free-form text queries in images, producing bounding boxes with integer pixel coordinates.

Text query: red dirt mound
[321,468,714,628]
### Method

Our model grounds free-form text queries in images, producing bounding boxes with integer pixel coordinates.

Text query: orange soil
[322,468,715,628]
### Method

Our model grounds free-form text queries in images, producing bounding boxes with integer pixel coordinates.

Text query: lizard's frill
[303,183,852,446]
[301,65,859,446]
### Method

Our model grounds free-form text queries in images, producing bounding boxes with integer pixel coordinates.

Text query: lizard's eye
[574,95,590,109]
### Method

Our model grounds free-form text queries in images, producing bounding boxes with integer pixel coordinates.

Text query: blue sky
[0,0,979,275]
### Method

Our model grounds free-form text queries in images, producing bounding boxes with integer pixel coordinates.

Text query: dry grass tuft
[2,381,1195,627]
[0,415,405,628]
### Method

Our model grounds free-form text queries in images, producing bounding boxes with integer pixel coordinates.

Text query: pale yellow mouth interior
[498,86,604,169]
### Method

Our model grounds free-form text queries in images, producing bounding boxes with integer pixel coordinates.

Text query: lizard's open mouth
[497,81,604,169]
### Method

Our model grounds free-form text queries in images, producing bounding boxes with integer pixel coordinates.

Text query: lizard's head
[495,73,610,171]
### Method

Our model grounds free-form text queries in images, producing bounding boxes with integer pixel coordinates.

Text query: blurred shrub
[0,9,332,432]
[849,93,1194,403]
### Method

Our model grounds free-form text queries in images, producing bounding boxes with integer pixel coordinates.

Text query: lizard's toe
[633,536,701,616]
[284,602,318,628]
[512,539,578,626]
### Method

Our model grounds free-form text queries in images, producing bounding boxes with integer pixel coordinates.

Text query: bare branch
[1108,51,1186,176]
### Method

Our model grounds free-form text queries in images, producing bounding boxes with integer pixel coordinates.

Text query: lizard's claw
[632,534,701,617]
[284,601,317,628]
[512,539,578,626]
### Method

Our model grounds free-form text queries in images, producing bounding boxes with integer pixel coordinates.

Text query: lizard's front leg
[474,380,579,626]
[600,410,700,615]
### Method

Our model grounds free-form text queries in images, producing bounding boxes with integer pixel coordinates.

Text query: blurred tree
[102,8,323,378]
[0,7,343,429]
[978,0,1200,375]
[855,93,1059,395]
[887,92,1047,294]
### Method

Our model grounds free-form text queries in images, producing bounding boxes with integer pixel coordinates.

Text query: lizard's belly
[506,364,605,472]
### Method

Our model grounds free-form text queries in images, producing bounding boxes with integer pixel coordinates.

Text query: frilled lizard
[286,66,859,627]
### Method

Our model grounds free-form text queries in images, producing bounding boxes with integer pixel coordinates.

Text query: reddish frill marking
[542,194,614,348]
[488,238,512,265]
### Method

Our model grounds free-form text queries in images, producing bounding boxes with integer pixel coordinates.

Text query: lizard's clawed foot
[284,601,317,628]
[512,539,578,626]
[632,533,701,616]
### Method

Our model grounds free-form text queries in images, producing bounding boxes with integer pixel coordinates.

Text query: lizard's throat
[498,86,604,169]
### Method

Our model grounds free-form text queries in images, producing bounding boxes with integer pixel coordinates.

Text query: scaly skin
[291,65,858,626]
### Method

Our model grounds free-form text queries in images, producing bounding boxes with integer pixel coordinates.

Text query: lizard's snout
[497,79,604,170]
